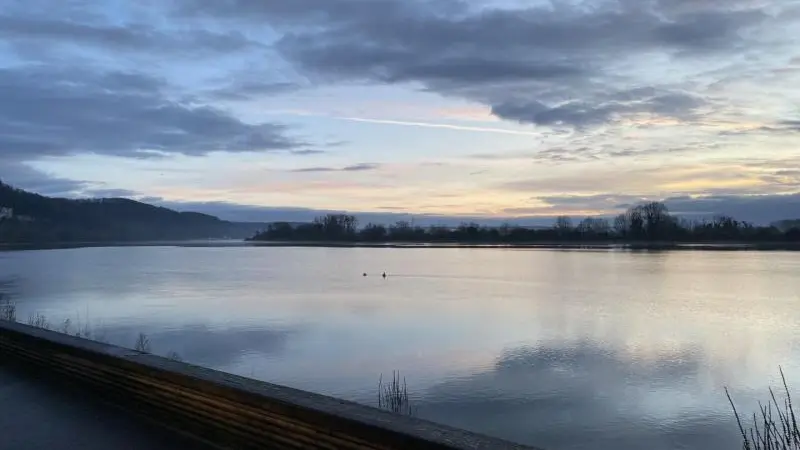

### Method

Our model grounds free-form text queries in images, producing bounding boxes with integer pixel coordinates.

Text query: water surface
[2,246,799,449]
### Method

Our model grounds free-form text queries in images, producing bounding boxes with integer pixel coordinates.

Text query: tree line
[250,202,800,243]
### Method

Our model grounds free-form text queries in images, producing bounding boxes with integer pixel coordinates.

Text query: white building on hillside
[0,207,12,220]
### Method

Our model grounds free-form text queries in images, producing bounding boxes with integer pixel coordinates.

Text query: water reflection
[419,342,741,449]
[2,246,800,449]
[98,323,298,368]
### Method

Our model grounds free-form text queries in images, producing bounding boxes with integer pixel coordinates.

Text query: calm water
[2,246,799,449]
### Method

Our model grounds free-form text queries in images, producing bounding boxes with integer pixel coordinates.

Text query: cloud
[289,149,327,156]
[468,151,537,161]
[135,190,800,225]
[1,162,140,199]
[167,0,779,127]
[148,198,557,226]
[208,80,299,101]
[664,193,800,224]
[493,91,706,128]
[541,194,653,210]
[499,161,777,198]
[2,0,798,217]
[530,142,718,164]
[342,163,381,172]
[0,65,303,162]
[0,7,262,56]
[731,119,800,136]
[151,201,332,223]
[81,188,140,198]
[520,192,800,224]
[778,119,800,131]
[0,161,94,197]
[338,117,541,136]
[0,1,315,196]
[290,167,334,173]
[290,163,380,173]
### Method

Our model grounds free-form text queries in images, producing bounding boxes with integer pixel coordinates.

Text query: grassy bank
[0,297,180,360]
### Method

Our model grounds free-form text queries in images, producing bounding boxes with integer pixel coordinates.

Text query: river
[2,245,799,449]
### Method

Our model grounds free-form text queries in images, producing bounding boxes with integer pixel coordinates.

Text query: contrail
[337,117,541,136]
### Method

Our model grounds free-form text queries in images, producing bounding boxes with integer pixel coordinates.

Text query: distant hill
[0,181,265,243]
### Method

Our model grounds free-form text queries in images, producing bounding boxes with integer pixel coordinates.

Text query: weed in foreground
[727,367,800,450]
[378,371,414,416]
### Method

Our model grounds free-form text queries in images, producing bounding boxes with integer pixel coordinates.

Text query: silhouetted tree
[638,202,672,240]
[552,216,573,240]
[613,214,629,237]
[554,216,572,231]
[243,200,800,246]
[387,221,414,241]
[265,222,295,240]
[359,223,387,241]
[626,206,646,239]
[577,217,611,237]
[454,223,486,242]
[427,226,452,242]
[313,214,358,239]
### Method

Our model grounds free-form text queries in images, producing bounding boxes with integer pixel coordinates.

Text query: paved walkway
[0,362,212,450]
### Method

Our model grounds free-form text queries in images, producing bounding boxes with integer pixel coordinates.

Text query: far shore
[248,240,800,251]
[2,239,800,251]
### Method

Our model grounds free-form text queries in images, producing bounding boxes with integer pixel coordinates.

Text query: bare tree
[639,202,671,239]
[613,214,629,237]
[554,216,573,232]
[578,217,610,235]
[313,214,359,238]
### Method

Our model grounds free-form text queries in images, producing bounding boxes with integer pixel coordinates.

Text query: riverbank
[248,240,800,251]
[3,239,800,251]
[0,239,248,251]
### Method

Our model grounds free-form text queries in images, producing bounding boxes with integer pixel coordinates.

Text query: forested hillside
[0,181,262,243]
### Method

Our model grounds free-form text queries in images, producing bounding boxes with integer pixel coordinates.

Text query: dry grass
[166,351,183,362]
[0,296,15,322]
[26,312,50,329]
[378,371,414,416]
[0,299,180,359]
[134,332,151,353]
[61,315,95,340]
[0,280,15,322]
[727,367,800,450]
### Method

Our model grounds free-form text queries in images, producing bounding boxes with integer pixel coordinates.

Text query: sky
[1,0,799,224]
